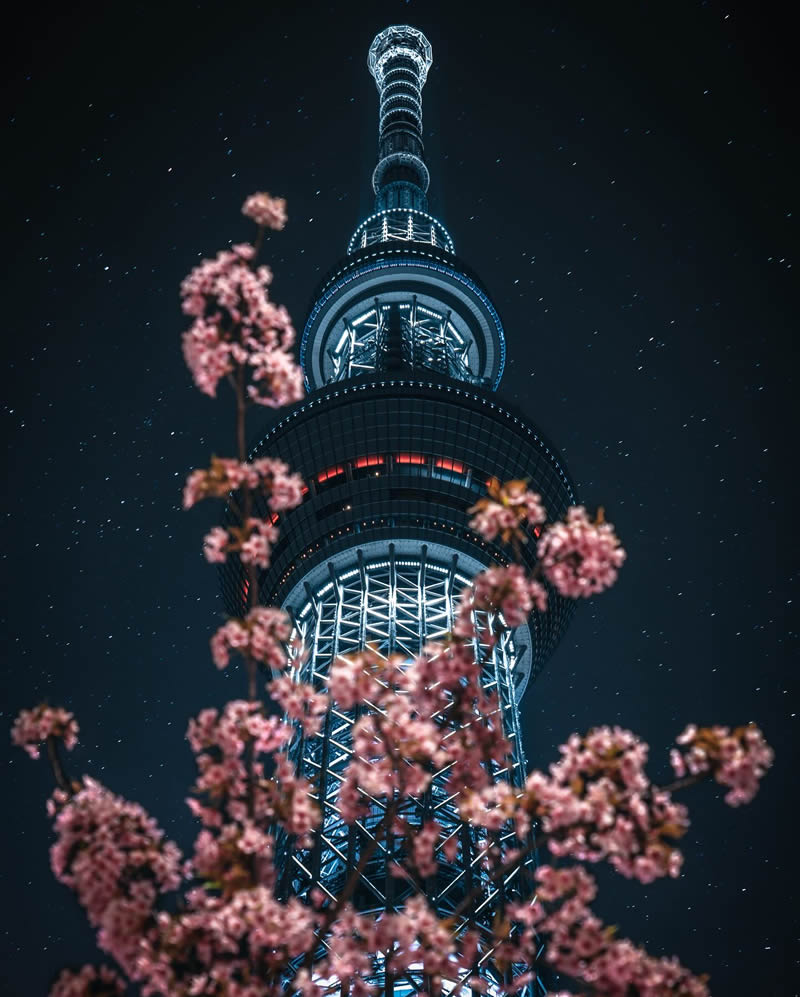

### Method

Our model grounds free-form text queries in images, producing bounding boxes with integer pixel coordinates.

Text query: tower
[221,25,575,995]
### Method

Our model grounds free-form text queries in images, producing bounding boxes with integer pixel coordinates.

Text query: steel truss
[328,296,481,384]
[278,548,543,996]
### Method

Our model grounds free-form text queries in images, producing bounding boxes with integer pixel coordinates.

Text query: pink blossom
[236,517,280,569]
[48,777,182,975]
[411,820,441,878]
[136,887,315,995]
[671,722,773,805]
[186,701,295,835]
[464,562,548,630]
[183,456,304,512]
[12,704,79,760]
[251,457,306,510]
[328,649,386,709]
[531,865,710,997]
[180,232,303,407]
[267,674,329,735]
[242,192,288,230]
[247,345,305,408]
[49,964,125,997]
[469,478,547,545]
[537,505,626,598]
[202,526,229,564]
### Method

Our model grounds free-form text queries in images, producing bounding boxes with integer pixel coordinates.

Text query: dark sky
[1,1,796,994]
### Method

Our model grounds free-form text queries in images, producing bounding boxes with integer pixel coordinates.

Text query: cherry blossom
[135,887,316,997]
[671,722,774,806]
[267,674,329,735]
[411,820,441,877]
[203,517,280,569]
[202,525,230,564]
[242,191,288,230]
[183,456,304,511]
[247,342,305,408]
[11,704,78,759]
[469,477,547,545]
[210,606,292,670]
[537,505,626,598]
[48,777,182,975]
[181,243,301,404]
[49,964,126,997]
[531,865,711,997]
[457,562,548,636]
[180,196,302,409]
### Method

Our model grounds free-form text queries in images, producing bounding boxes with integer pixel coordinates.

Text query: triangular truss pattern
[326,297,483,385]
[278,548,545,996]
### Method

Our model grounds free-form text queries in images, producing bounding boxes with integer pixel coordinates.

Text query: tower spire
[368,25,433,212]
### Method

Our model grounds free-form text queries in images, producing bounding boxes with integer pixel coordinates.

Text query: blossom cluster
[330,642,514,827]
[210,605,293,670]
[329,651,452,822]
[180,193,300,408]
[516,865,711,996]
[310,896,468,994]
[518,727,687,883]
[456,562,548,640]
[537,505,626,599]
[468,477,546,545]
[267,673,329,736]
[204,517,280,569]
[183,455,304,511]
[186,700,317,842]
[181,242,303,406]
[136,887,316,997]
[48,778,182,976]
[11,704,78,759]
[671,722,775,806]
[242,191,287,230]
[49,964,126,997]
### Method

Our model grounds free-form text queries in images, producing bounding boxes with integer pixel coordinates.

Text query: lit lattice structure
[220,25,577,996]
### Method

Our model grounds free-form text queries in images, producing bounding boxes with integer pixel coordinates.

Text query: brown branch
[45,735,72,794]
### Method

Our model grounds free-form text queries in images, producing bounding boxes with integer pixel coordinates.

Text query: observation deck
[220,374,576,696]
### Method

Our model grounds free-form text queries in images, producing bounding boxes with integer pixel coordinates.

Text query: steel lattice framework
[328,298,480,384]
[277,551,539,994]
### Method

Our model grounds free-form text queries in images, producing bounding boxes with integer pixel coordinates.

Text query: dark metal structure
[220,25,576,996]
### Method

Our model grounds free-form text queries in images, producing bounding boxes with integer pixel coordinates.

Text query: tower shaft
[222,25,576,997]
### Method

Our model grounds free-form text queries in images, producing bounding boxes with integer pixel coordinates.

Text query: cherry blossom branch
[46,734,72,794]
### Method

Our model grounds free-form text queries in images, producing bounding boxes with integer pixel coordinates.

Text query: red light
[434,458,466,474]
[354,455,385,468]
[317,465,345,483]
[301,485,309,495]
[533,525,542,538]
[269,512,279,525]
[395,453,426,465]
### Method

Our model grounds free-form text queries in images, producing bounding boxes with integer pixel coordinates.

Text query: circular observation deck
[299,243,506,392]
[220,376,576,693]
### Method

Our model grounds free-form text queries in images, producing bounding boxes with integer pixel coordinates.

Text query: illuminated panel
[395,453,426,465]
[434,457,466,474]
[317,465,346,483]
[353,456,385,468]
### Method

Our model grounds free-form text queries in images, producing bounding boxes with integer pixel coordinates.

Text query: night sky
[1,1,796,993]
